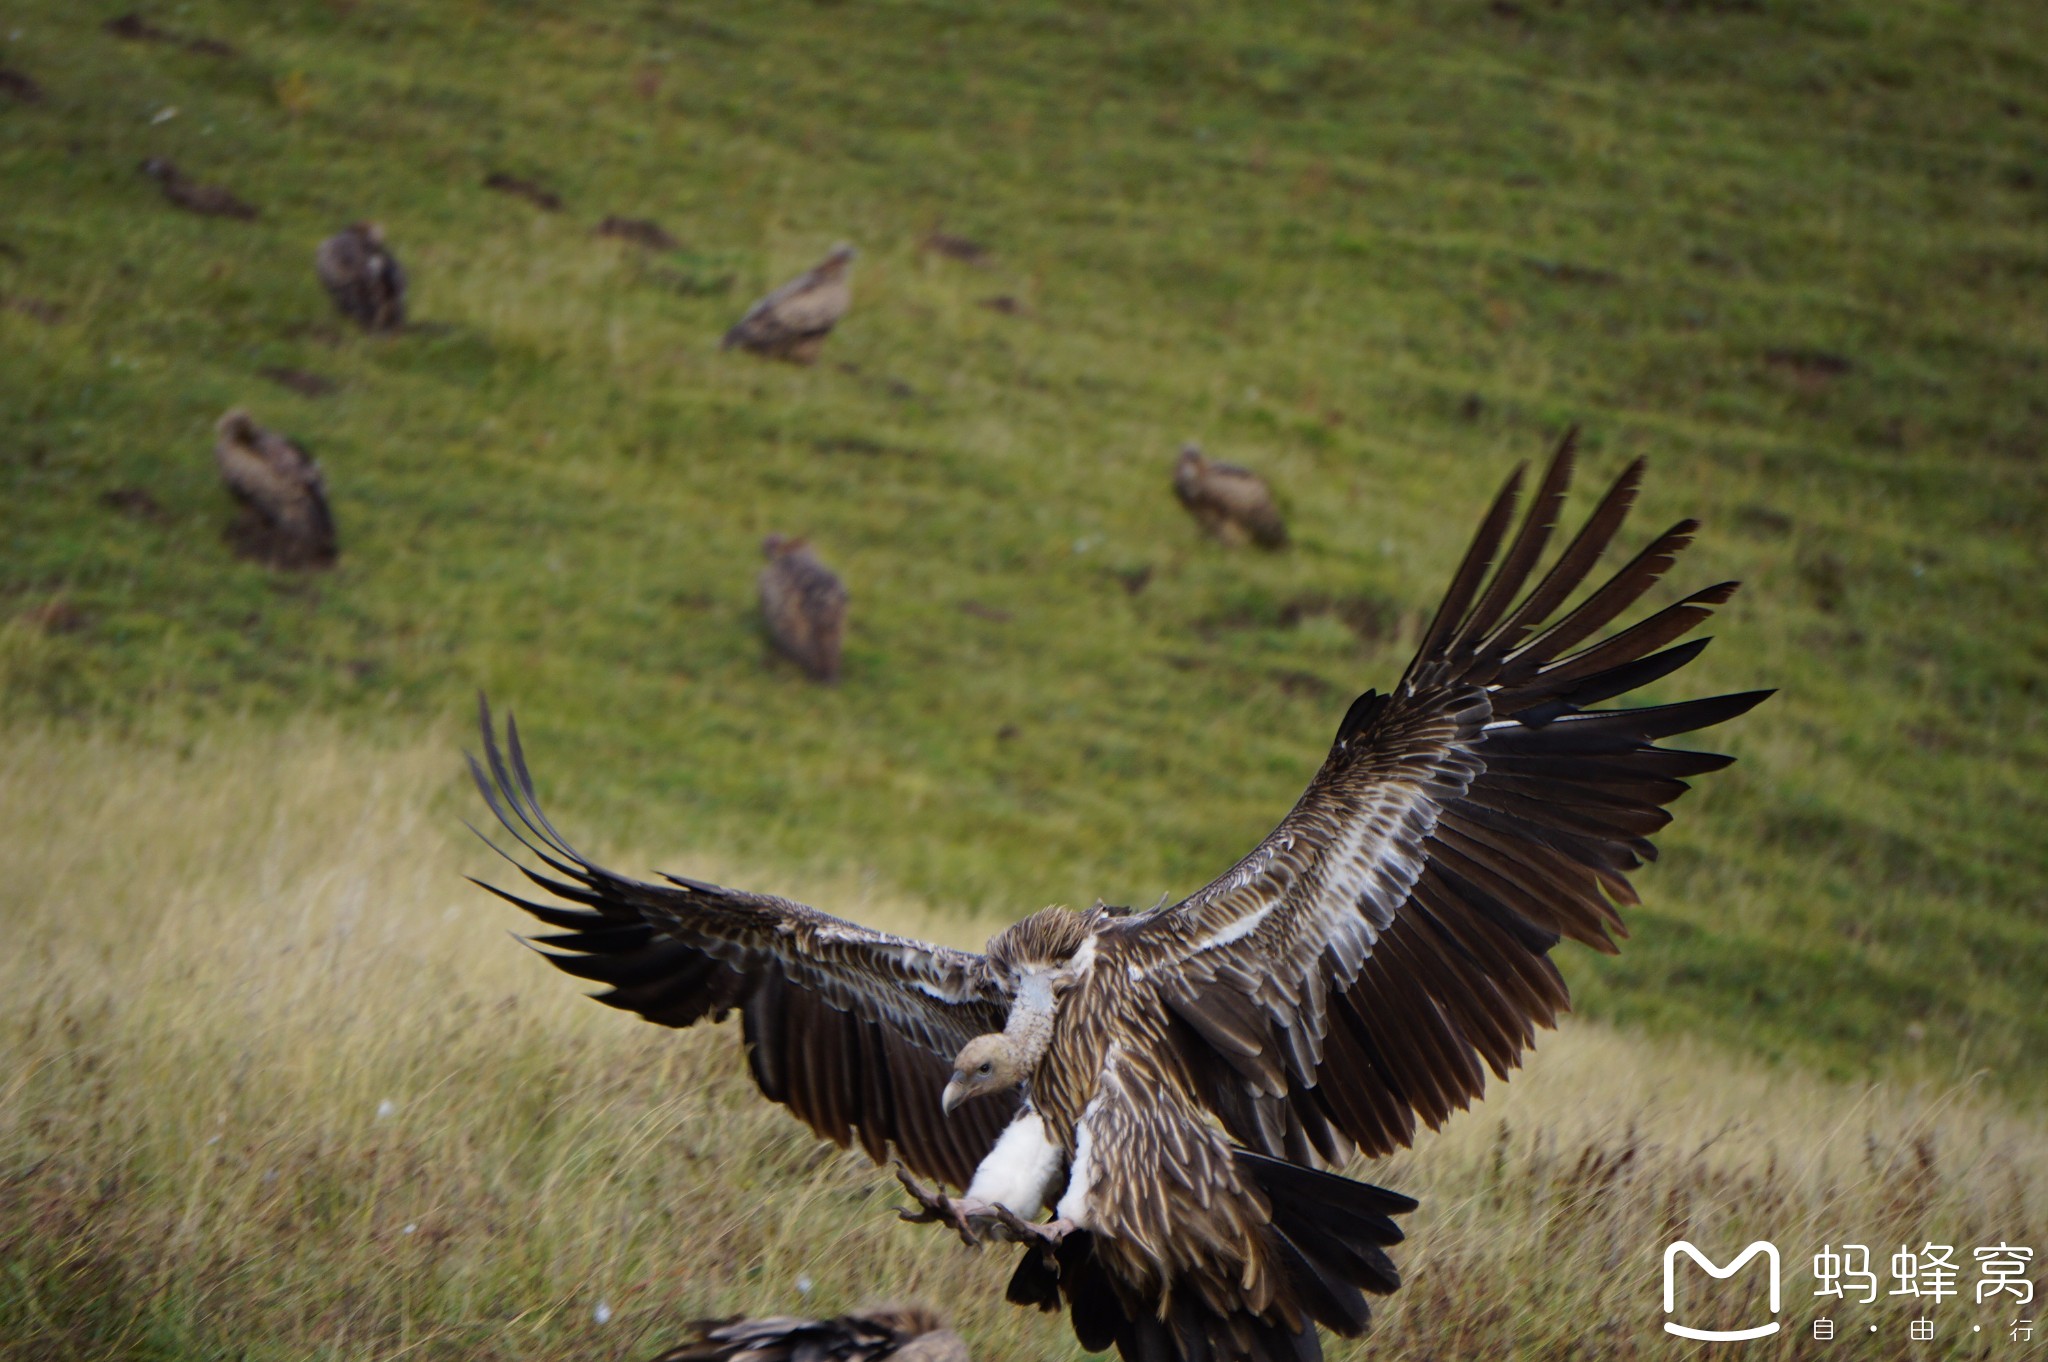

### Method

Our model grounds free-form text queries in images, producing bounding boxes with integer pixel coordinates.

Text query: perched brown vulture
[1173,444,1287,549]
[213,409,337,569]
[596,215,681,251]
[140,157,258,221]
[759,535,848,683]
[468,431,1766,1362]
[722,245,855,363]
[649,1304,969,1362]
[315,223,407,332]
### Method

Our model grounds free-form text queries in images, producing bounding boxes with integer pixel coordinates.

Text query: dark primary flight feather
[467,702,1018,1188]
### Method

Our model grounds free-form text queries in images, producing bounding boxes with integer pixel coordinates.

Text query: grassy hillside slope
[3,0,2045,1097]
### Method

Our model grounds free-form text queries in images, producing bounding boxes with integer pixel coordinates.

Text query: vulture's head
[216,408,258,444]
[1175,442,1206,480]
[762,533,809,559]
[942,1033,1027,1115]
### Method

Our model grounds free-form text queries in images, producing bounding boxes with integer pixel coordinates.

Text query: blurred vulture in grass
[648,1304,968,1362]
[468,431,1767,1362]
[759,535,848,683]
[1173,443,1287,549]
[139,157,258,221]
[722,245,855,363]
[213,409,337,569]
[316,223,406,332]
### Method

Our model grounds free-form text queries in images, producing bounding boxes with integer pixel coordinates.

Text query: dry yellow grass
[2,723,2041,1360]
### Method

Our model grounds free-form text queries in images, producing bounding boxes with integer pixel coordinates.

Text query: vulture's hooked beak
[940,1077,967,1116]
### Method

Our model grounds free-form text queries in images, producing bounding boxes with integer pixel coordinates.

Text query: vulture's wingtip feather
[505,712,581,861]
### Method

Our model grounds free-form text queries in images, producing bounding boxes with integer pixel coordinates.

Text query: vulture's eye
[977,1061,993,1075]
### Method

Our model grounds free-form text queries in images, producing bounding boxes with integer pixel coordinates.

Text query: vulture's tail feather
[1012,1157,1414,1362]
[1008,1230,1128,1350]
[1241,1149,1412,1308]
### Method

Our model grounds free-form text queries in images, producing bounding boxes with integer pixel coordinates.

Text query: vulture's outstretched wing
[469,703,1019,1187]
[1113,432,1769,1163]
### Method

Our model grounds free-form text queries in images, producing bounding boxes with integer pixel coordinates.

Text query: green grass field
[3,0,2046,1355]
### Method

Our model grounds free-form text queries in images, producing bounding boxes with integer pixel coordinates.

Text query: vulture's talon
[890,1165,1063,1253]
[892,1165,988,1248]
[989,1205,1075,1268]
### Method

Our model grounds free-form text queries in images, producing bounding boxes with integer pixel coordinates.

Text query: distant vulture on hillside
[1173,443,1287,549]
[595,215,681,251]
[648,1304,969,1362]
[140,157,258,221]
[213,409,337,570]
[758,535,848,683]
[315,223,407,332]
[468,430,1767,1362]
[722,245,855,364]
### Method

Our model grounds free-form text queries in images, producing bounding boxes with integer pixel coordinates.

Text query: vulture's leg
[893,1165,994,1248]
[893,1166,1075,1259]
[984,1202,1077,1272]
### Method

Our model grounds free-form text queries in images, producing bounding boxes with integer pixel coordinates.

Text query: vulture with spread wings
[469,433,1766,1362]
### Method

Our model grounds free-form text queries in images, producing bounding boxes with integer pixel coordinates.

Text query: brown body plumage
[759,535,848,683]
[1173,444,1286,549]
[722,245,855,363]
[649,1304,968,1362]
[470,430,1767,1362]
[315,223,406,331]
[140,157,258,221]
[213,409,337,569]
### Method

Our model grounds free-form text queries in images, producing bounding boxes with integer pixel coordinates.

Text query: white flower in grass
[594,1301,614,1325]
[796,1275,814,1297]
[376,1099,397,1120]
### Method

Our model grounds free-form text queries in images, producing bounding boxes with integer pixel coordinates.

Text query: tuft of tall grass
[3,725,2040,1359]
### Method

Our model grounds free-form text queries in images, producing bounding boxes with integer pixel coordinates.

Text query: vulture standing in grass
[140,157,258,221]
[649,1304,969,1362]
[722,245,855,363]
[469,431,1766,1362]
[316,222,407,332]
[1173,444,1287,549]
[759,534,848,683]
[213,409,337,569]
